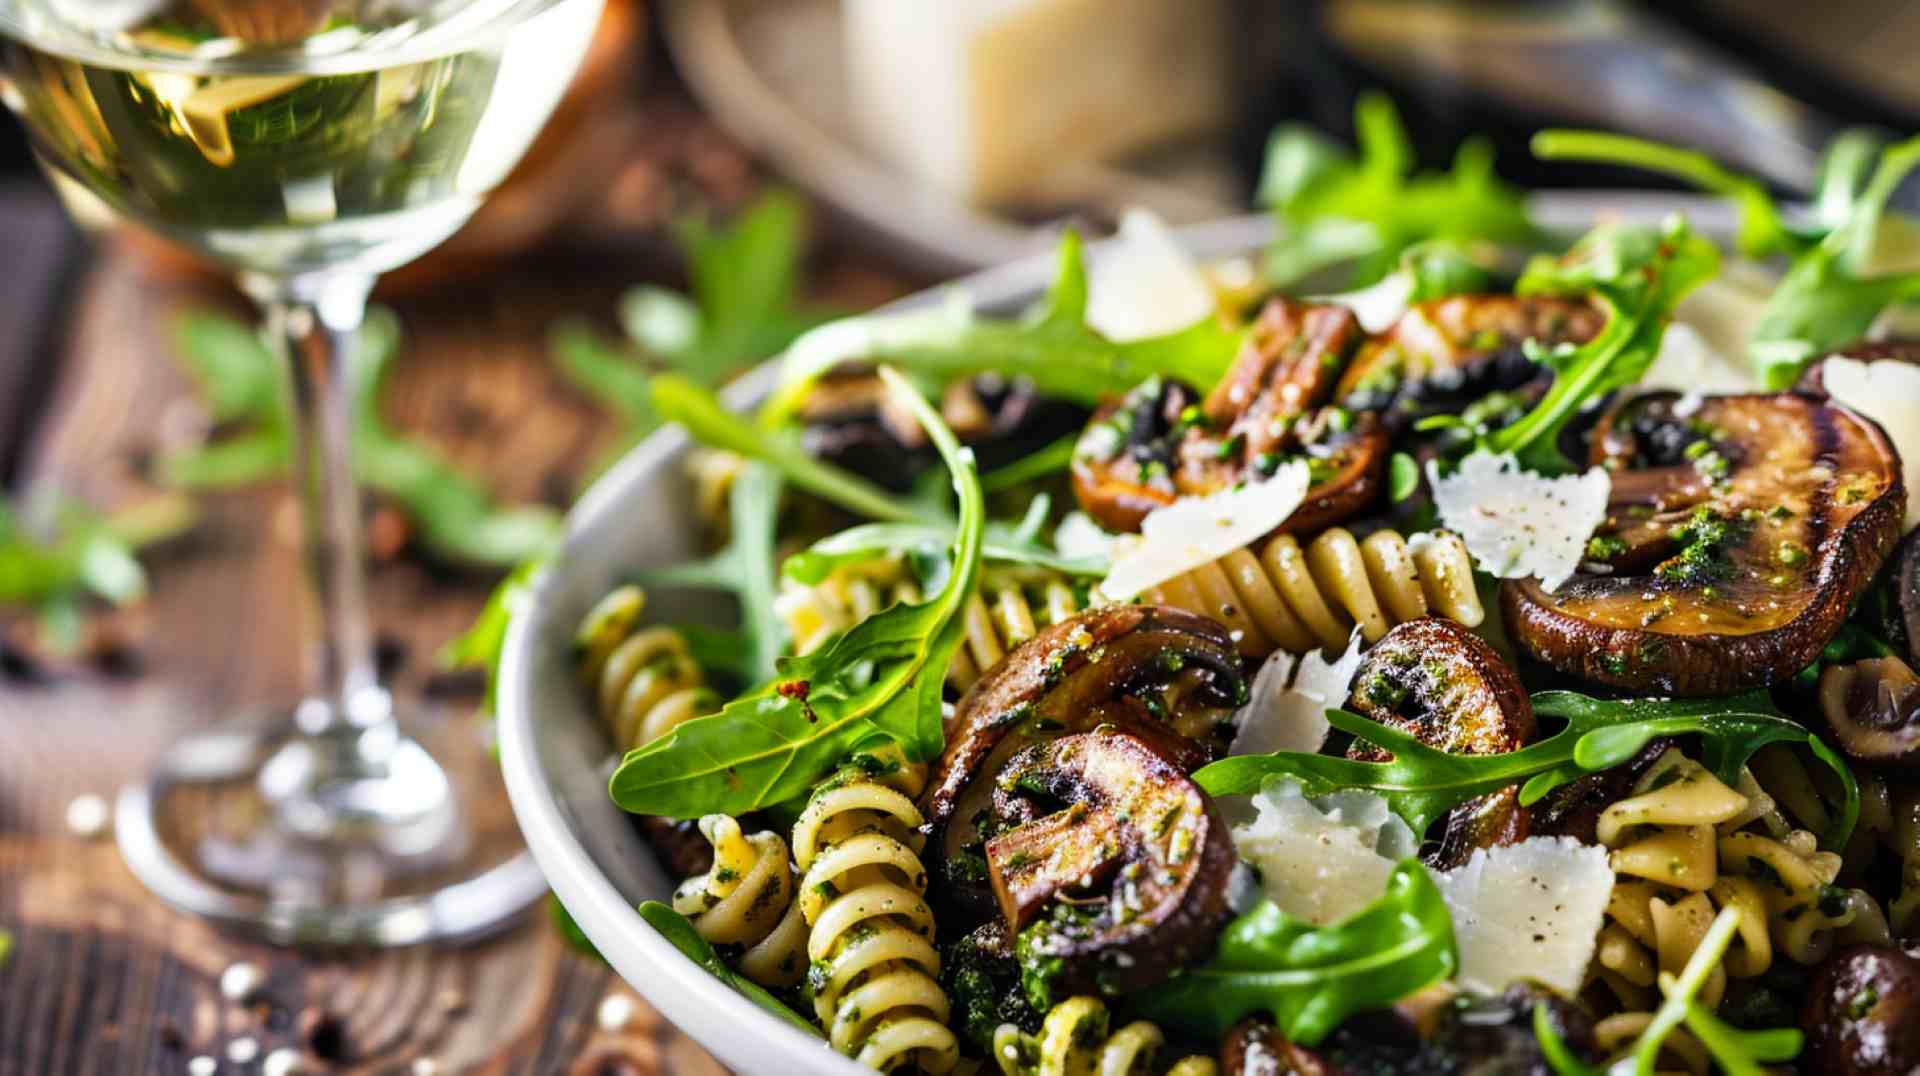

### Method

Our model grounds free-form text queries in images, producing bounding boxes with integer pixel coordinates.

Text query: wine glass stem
[242,270,387,737]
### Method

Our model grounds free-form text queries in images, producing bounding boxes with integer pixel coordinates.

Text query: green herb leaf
[0,494,194,648]
[437,557,544,715]
[1259,93,1536,288]
[981,432,1078,493]
[1387,452,1419,503]
[637,901,821,1037]
[609,367,984,817]
[651,374,916,523]
[757,231,1242,426]
[1486,216,1720,471]
[1532,127,1920,389]
[633,462,786,686]
[1135,861,1455,1046]
[162,307,560,567]
[782,502,1107,586]
[1197,690,1857,849]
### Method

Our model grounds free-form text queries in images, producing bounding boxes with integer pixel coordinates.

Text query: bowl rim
[497,193,1741,1072]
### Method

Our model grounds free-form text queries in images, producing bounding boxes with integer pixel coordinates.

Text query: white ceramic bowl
[497,197,1736,1074]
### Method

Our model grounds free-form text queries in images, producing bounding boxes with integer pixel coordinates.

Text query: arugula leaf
[552,191,840,477]
[1259,92,1536,288]
[436,557,544,715]
[981,433,1077,493]
[632,462,785,686]
[637,901,821,1037]
[1197,690,1857,850]
[1484,216,1720,471]
[650,374,917,524]
[757,231,1242,427]
[1533,127,1920,388]
[782,497,1107,586]
[161,307,560,567]
[0,493,195,651]
[1135,861,1455,1046]
[609,367,984,817]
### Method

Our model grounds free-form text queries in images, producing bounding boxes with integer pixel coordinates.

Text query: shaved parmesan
[1101,460,1311,600]
[1432,837,1613,996]
[1229,630,1365,760]
[1085,209,1217,342]
[1822,356,1920,533]
[1428,451,1609,592]
[1312,269,1414,334]
[1639,322,1758,397]
[1231,781,1416,926]
[1052,511,1120,562]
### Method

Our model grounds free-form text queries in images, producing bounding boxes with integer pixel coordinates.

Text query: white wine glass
[0,0,605,945]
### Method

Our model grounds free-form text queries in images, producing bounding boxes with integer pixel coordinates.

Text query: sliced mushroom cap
[1334,295,1604,430]
[802,371,1085,490]
[1821,658,1920,772]
[985,729,1235,998]
[1803,944,1920,1076]
[1345,618,1536,868]
[1900,533,1920,665]
[922,606,1244,915]
[1503,392,1907,695]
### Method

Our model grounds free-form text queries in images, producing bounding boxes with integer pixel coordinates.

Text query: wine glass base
[116,712,548,947]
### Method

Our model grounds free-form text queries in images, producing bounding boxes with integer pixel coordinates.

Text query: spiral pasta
[1590,749,1858,1015]
[791,774,959,1072]
[671,814,809,988]
[575,584,719,753]
[990,997,1217,1076]
[1141,527,1483,658]
[776,561,1081,693]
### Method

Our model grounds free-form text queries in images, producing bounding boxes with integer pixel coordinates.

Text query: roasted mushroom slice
[1230,984,1599,1075]
[1334,295,1604,431]
[922,606,1243,914]
[1899,533,1920,665]
[1071,299,1387,534]
[1503,392,1907,695]
[1345,618,1535,868]
[1821,658,1920,772]
[985,730,1235,1000]
[802,371,1085,490]
[1803,945,1920,1076]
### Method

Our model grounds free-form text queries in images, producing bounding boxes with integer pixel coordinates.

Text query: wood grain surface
[0,82,919,1076]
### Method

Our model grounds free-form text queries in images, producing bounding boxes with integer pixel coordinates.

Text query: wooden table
[0,89,919,1074]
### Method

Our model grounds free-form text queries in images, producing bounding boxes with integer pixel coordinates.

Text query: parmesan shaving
[1229,630,1364,760]
[1428,451,1609,592]
[1085,209,1217,342]
[1231,781,1416,926]
[1100,461,1312,600]
[1431,837,1613,996]
[1821,356,1920,533]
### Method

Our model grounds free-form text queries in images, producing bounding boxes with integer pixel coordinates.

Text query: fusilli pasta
[777,561,1081,693]
[1141,527,1483,658]
[990,997,1216,1076]
[1591,749,1857,1014]
[792,773,959,1071]
[575,584,718,753]
[671,814,809,988]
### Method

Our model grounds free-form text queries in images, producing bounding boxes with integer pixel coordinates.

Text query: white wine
[0,0,602,276]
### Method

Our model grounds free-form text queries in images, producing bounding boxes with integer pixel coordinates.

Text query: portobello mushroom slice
[921,606,1244,915]
[1345,618,1536,868]
[1503,392,1907,695]
[1333,295,1604,431]
[1821,657,1920,772]
[985,729,1235,999]
[1803,945,1920,1076]
[1070,300,1386,534]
